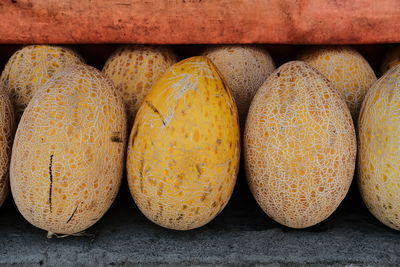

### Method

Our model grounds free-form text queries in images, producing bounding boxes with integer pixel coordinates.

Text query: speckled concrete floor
[0,175,399,266]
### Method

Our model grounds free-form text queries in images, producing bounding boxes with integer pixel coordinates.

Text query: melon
[381,46,400,75]
[0,92,14,208]
[244,61,356,228]
[0,45,84,119]
[202,45,275,126]
[358,64,400,230]
[10,64,127,235]
[103,45,177,125]
[298,46,377,119]
[127,56,240,230]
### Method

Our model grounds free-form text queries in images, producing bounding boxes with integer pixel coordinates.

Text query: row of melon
[0,44,399,236]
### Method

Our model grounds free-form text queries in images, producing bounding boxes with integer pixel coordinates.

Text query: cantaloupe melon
[358,64,400,230]
[202,45,275,126]
[103,45,177,125]
[381,46,400,75]
[127,56,240,230]
[0,45,84,119]
[10,64,126,235]
[0,92,14,208]
[298,46,376,119]
[245,61,356,228]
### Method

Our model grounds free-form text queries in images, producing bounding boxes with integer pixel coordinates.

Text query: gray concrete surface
[1,177,399,266]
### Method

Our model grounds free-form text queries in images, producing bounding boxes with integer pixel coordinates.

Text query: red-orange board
[0,0,399,44]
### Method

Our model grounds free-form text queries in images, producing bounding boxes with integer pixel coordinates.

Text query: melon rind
[10,64,127,235]
[245,61,356,228]
[0,45,84,119]
[127,56,240,230]
[358,64,400,230]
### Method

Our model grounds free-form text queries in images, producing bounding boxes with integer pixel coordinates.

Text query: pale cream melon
[358,64,400,230]
[381,46,400,75]
[103,45,177,125]
[245,61,356,228]
[0,92,14,208]
[202,45,275,126]
[0,45,84,119]
[298,46,377,119]
[10,64,127,235]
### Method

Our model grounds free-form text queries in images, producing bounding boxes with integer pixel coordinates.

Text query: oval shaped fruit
[10,64,127,235]
[103,45,178,124]
[0,45,84,119]
[358,64,400,230]
[245,61,356,228]
[0,92,14,208]
[381,46,400,75]
[202,45,275,126]
[298,46,376,119]
[127,56,240,230]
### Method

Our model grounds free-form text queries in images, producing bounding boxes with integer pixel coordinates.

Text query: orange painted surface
[0,0,399,44]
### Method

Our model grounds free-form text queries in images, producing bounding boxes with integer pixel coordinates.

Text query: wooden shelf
[0,0,399,44]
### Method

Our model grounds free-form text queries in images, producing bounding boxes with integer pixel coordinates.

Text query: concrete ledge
[0,179,399,266]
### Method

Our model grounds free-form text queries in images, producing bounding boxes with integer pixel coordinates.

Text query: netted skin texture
[10,64,127,235]
[358,64,400,231]
[0,45,84,120]
[244,61,356,229]
[202,45,275,127]
[298,46,377,120]
[381,46,400,75]
[103,45,178,126]
[127,57,240,230]
[0,92,15,208]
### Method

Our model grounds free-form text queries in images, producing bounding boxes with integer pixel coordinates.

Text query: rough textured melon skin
[127,56,240,230]
[0,45,84,119]
[245,61,356,228]
[10,64,127,235]
[202,45,275,126]
[0,92,15,208]
[298,46,376,120]
[381,46,400,75]
[358,64,400,230]
[103,45,177,125]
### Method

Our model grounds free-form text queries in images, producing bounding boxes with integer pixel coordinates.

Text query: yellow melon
[127,56,240,230]
[381,46,400,75]
[202,45,275,126]
[0,45,84,119]
[10,64,127,235]
[103,45,177,125]
[0,92,14,208]
[245,61,356,228]
[358,64,400,230]
[298,46,377,119]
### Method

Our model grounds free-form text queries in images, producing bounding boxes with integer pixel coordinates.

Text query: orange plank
[0,0,399,44]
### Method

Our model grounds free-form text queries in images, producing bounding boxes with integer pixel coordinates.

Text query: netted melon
[10,64,126,235]
[381,46,400,75]
[202,45,275,126]
[0,45,84,119]
[358,64,400,230]
[0,92,14,208]
[103,45,177,125]
[298,46,376,120]
[127,56,240,230]
[245,61,356,228]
